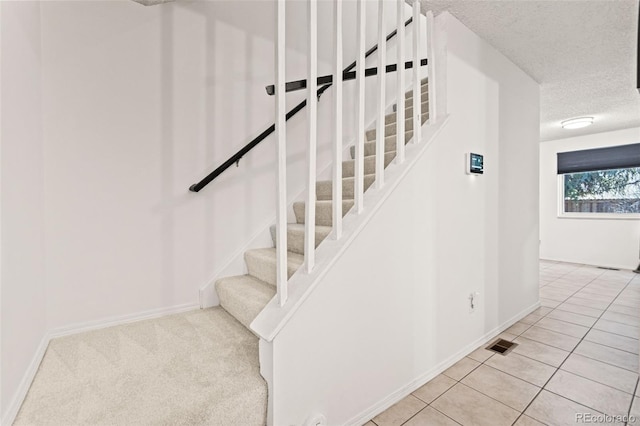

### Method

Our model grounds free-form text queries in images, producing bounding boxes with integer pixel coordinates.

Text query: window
[557,143,640,216]
[563,167,640,213]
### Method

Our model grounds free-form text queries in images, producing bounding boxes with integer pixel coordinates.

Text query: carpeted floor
[14,308,267,426]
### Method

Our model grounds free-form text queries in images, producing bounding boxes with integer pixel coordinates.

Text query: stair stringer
[252,115,450,425]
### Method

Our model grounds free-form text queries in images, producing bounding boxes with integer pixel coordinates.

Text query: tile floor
[365,261,640,426]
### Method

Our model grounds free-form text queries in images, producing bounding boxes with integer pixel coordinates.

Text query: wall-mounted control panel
[466,152,484,175]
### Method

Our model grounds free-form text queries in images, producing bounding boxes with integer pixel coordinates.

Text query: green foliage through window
[563,167,640,214]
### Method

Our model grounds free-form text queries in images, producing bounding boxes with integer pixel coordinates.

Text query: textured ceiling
[414,0,640,142]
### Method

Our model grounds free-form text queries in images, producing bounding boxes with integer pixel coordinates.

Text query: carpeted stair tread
[245,248,304,286]
[342,152,396,178]
[293,200,355,226]
[316,174,376,201]
[393,100,429,113]
[366,129,414,144]
[385,107,427,124]
[269,224,332,255]
[384,80,429,123]
[404,94,429,108]
[404,86,429,103]
[365,115,428,140]
[350,136,401,159]
[405,83,429,100]
[216,274,276,331]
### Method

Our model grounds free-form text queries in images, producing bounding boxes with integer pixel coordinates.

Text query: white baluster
[305,0,318,273]
[426,10,436,123]
[355,0,366,214]
[375,0,386,190]
[412,0,421,145]
[396,0,405,165]
[332,0,343,240]
[275,0,288,306]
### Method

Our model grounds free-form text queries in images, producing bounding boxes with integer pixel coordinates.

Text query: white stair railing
[427,10,437,123]
[305,0,318,273]
[412,0,422,145]
[354,0,366,214]
[275,0,288,306]
[332,0,343,240]
[274,0,435,308]
[396,0,406,165]
[375,0,387,190]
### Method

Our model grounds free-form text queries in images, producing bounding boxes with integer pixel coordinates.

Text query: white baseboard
[49,302,200,339]
[540,257,634,272]
[0,302,200,426]
[345,300,541,426]
[1,333,49,426]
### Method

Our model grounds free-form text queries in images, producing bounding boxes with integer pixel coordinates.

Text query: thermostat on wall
[466,152,484,175]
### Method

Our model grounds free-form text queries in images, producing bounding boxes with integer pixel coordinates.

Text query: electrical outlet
[469,292,480,313]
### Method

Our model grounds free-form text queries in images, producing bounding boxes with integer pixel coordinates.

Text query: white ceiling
[415,0,640,142]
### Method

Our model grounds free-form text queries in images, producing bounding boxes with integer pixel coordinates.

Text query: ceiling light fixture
[561,117,594,130]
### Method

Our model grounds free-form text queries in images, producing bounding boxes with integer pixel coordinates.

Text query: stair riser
[404,83,429,94]
[351,135,404,159]
[244,252,299,287]
[385,84,428,125]
[366,115,428,140]
[316,175,376,201]
[394,100,429,114]
[403,93,429,109]
[293,201,354,226]
[405,84,429,100]
[342,152,396,178]
[269,225,330,255]
[366,129,413,144]
[216,276,275,333]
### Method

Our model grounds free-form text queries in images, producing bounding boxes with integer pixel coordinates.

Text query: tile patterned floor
[365,261,640,426]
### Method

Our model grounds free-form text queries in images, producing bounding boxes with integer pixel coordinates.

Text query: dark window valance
[557,143,640,174]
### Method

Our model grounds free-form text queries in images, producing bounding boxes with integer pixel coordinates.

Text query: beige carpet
[14,308,267,426]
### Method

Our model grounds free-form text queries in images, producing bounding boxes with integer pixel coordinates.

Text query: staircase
[216,79,429,336]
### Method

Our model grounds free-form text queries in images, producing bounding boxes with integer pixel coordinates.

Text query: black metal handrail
[190,17,415,193]
[265,59,427,96]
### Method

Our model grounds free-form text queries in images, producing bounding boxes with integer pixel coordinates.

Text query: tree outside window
[563,167,640,213]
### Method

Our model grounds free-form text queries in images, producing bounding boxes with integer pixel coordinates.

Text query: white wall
[540,127,640,270]
[267,12,540,425]
[0,1,48,422]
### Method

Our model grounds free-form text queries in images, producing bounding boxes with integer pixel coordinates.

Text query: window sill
[558,213,640,220]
